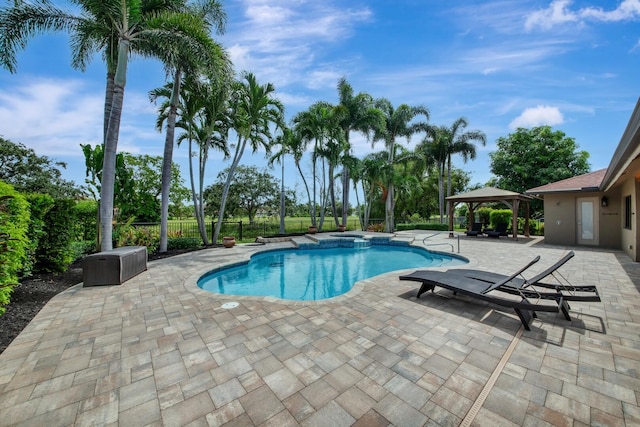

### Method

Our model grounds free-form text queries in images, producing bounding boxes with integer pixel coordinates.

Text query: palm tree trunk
[103,72,114,142]
[438,162,445,223]
[341,167,349,226]
[199,140,209,244]
[159,67,182,252]
[188,137,208,245]
[329,164,339,227]
[385,183,394,232]
[296,159,313,228]
[446,155,452,217]
[311,151,317,227]
[213,137,246,243]
[100,39,129,252]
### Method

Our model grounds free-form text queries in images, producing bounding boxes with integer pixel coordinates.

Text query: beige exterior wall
[542,158,640,260]
[543,194,577,246]
[542,190,621,249]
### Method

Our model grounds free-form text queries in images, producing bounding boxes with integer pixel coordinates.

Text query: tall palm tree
[152,75,230,245]
[268,126,296,235]
[272,125,311,231]
[334,78,385,227]
[212,72,284,244]
[358,151,387,229]
[293,101,335,229]
[418,119,485,222]
[0,0,205,250]
[443,118,486,204]
[372,98,429,232]
[416,126,448,223]
[154,1,229,252]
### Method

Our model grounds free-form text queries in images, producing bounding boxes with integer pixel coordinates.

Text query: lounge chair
[486,222,508,238]
[449,251,600,302]
[465,222,483,237]
[399,256,570,330]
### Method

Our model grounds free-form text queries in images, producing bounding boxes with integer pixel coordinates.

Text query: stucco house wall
[526,97,640,261]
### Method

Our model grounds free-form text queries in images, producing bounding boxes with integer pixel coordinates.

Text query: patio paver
[0,232,639,426]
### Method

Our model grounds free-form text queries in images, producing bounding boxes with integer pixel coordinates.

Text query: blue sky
[0,0,639,199]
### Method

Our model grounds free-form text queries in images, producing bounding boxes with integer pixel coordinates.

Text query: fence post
[239,221,243,240]
[211,219,215,243]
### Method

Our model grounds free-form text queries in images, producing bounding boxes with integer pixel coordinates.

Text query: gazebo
[446,187,534,239]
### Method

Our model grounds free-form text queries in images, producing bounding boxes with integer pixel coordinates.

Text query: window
[625,195,632,230]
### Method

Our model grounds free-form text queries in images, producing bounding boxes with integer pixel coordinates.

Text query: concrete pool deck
[0,231,638,426]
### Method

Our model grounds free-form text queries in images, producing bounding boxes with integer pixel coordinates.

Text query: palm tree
[212,72,284,244]
[418,119,485,223]
[293,101,335,229]
[152,75,230,245]
[358,151,387,229]
[416,126,448,223]
[372,98,429,232]
[334,78,385,227]
[0,1,207,250]
[154,1,229,252]
[443,118,486,205]
[268,126,296,235]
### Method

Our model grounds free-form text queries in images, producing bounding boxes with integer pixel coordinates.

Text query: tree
[204,166,280,223]
[154,0,229,252]
[334,78,385,228]
[212,72,284,243]
[81,144,189,222]
[0,0,205,251]
[0,137,81,198]
[419,118,485,223]
[372,98,429,232]
[293,101,335,229]
[490,126,590,196]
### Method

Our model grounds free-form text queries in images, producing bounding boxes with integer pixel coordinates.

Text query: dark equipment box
[83,246,147,286]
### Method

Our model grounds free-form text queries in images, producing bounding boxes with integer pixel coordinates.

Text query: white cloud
[509,105,564,128]
[526,0,640,30]
[223,1,373,89]
[0,78,103,156]
[0,77,160,158]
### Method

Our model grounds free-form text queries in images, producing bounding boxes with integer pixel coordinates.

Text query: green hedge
[167,237,202,251]
[24,193,54,276]
[489,209,512,228]
[73,200,98,242]
[396,223,449,231]
[35,199,77,273]
[0,182,30,315]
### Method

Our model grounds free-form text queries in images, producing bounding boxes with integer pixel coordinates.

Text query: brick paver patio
[0,232,638,426]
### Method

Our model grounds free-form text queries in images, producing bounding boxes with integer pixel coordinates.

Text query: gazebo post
[512,199,519,240]
[448,200,454,237]
[525,202,530,237]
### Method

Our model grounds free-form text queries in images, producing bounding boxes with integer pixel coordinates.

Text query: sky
[0,0,639,201]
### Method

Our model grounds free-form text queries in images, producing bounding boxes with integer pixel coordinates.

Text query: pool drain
[221,302,239,309]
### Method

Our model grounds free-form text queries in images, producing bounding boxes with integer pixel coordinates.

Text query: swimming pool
[197,244,466,301]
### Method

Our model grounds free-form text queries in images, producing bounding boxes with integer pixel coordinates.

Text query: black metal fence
[132,217,377,243]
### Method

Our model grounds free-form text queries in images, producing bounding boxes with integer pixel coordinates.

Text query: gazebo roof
[446,186,534,203]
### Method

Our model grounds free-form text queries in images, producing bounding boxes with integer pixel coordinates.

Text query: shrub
[0,182,30,315]
[476,207,492,226]
[118,225,160,254]
[24,193,54,276]
[69,240,97,261]
[395,223,449,231]
[73,200,98,242]
[489,209,512,228]
[167,237,202,251]
[35,199,77,273]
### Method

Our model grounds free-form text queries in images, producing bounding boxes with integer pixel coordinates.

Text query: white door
[577,197,599,245]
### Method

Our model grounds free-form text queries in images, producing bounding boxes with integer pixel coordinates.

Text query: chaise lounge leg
[514,308,533,331]
[559,298,571,321]
[417,283,434,298]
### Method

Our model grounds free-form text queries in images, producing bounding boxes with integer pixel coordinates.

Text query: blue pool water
[197,244,466,301]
